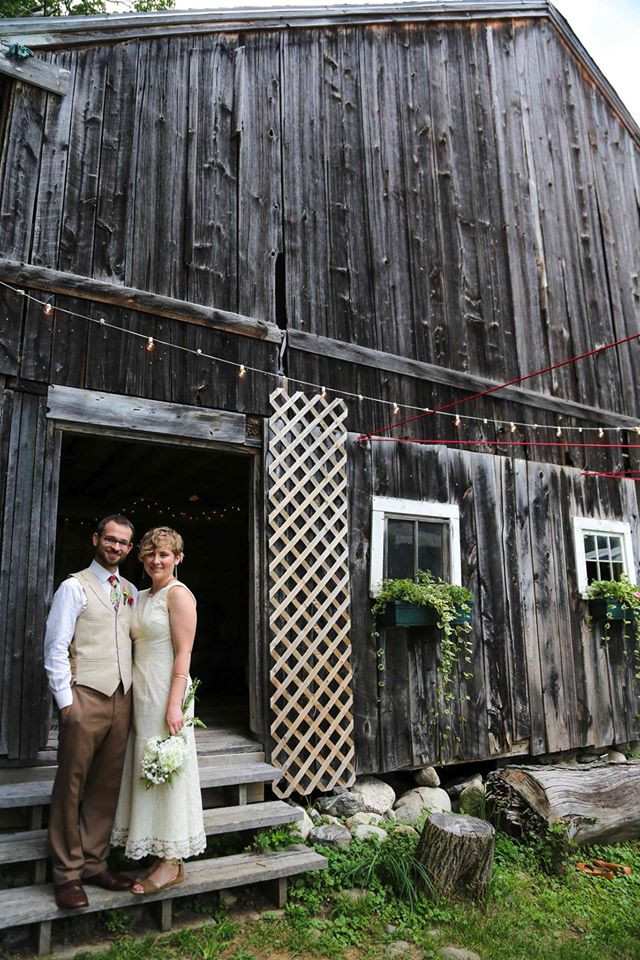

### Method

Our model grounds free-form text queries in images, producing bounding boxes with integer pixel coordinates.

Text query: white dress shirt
[44,559,138,709]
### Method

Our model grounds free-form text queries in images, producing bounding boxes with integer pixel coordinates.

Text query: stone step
[0,847,328,951]
[0,800,303,865]
[0,761,282,809]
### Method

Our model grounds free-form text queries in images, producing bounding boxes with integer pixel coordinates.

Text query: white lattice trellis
[268,389,355,797]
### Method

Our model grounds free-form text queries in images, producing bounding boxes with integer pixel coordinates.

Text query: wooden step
[0,800,303,865]
[0,847,328,930]
[0,761,282,809]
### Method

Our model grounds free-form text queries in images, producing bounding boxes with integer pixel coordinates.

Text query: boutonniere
[122,587,134,607]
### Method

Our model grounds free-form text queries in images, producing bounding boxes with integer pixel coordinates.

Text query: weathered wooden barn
[1,0,640,801]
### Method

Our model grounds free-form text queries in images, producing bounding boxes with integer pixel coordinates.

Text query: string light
[2,279,635,445]
[320,385,327,398]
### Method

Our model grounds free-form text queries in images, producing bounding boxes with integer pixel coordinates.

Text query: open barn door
[267,389,355,797]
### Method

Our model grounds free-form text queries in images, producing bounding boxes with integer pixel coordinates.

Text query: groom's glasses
[101,535,132,549]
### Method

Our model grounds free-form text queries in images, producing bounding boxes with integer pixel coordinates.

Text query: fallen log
[415,813,495,900]
[487,761,640,845]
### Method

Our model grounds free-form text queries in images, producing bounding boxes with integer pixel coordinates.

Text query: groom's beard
[94,543,128,569]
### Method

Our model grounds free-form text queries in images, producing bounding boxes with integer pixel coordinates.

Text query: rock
[437,949,481,960]
[459,781,486,818]
[385,924,398,934]
[443,774,483,800]
[396,786,452,813]
[577,753,598,764]
[629,740,640,755]
[387,940,412,957]
[319,814,342,826]
[291,807,313,839]
[345,811,384,829]
[393,798,426,826]
[414,765,440,787]
[308,824,352,849]
[608,750,627,763]
[335,887,370,904]
[384,808,397,821]
[315,791,365,818]
[350,776,397,815]
[352,824,388,842]
[308,807,319,821]
[219,889,237,907]
[391,824,419,838]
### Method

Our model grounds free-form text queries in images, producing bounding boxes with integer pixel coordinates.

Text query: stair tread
[0,801,303,864]
[0,762,282,807]
[0,848,328,927]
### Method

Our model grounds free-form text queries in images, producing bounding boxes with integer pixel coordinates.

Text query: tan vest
[68,568,133,697]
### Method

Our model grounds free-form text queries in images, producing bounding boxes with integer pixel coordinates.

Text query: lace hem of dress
[111,829,207,861]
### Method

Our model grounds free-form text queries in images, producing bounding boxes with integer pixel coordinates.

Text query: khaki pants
[48,683,132,885]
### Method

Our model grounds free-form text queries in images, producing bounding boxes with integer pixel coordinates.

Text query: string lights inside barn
[3,279,640,456]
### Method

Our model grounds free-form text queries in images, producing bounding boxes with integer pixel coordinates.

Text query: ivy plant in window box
[371,570,474,715]
[585,575,640,672]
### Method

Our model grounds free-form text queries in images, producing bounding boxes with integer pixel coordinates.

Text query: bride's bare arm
[166,586,197,735]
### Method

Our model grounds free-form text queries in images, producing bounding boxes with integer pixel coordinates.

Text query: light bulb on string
[556,425,562,438]
[455,415,461,427]
[238,364,247,378]
[42,301,54,317]
[320,385,327,399]
[598,428,604,439]
[510,421,516,433]
[146,337,155,353]
[393,402,400,415]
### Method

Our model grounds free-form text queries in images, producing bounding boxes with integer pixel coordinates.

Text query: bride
[112,526,206,892]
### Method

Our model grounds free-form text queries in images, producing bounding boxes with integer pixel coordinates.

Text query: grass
[14,830,639,960]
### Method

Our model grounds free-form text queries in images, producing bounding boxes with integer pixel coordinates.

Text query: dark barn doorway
[53,433,252,730]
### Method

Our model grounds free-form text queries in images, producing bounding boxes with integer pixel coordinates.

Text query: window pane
[386,519,415,580]
[585,561,600,584]
[417,521,447,579]
[610,561,625,581]
[596,535,611,560]
[609,537,623,562]
[583,534,597,562]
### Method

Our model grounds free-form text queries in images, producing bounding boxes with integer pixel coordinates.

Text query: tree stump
[415,813,495,900]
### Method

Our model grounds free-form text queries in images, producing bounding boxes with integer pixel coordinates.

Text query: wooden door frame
[46,385,268,746]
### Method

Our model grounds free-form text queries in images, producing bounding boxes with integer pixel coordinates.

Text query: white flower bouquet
[140,679,206,789]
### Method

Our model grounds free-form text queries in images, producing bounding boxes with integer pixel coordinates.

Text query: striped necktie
[108,574,121,611]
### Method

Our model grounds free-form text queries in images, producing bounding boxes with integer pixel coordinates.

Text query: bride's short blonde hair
[138,526,184,559]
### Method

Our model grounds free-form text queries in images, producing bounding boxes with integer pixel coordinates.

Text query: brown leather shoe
[84,869,133,892]
[55,880,89,910]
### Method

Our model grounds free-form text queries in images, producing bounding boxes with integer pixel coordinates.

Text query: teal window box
[588,598,634,622]
[380,600,473,628]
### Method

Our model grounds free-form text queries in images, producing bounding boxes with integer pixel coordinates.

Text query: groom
[44,514,138,910]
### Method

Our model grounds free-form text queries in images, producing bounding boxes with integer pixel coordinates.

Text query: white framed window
[572,516,636,595]
[370,496,461,595]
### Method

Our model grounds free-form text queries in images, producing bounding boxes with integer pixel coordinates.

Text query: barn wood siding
[348,436,640,771]
[0,384,60,758]
[0,19,636,447]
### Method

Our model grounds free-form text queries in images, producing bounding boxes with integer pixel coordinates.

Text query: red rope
[357,327,640,443]
[581,470,640,479]
[366,437,640,449]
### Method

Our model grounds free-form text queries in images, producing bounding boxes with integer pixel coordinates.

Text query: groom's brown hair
[96,514,135,540]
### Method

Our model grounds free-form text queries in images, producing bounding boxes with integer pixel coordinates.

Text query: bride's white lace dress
[112,582,206,860]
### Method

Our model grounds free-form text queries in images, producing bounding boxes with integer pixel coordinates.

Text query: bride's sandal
[132,858,161,884]
[132,862,184,895]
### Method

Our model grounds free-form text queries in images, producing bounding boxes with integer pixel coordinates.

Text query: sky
[169,0,640,124]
